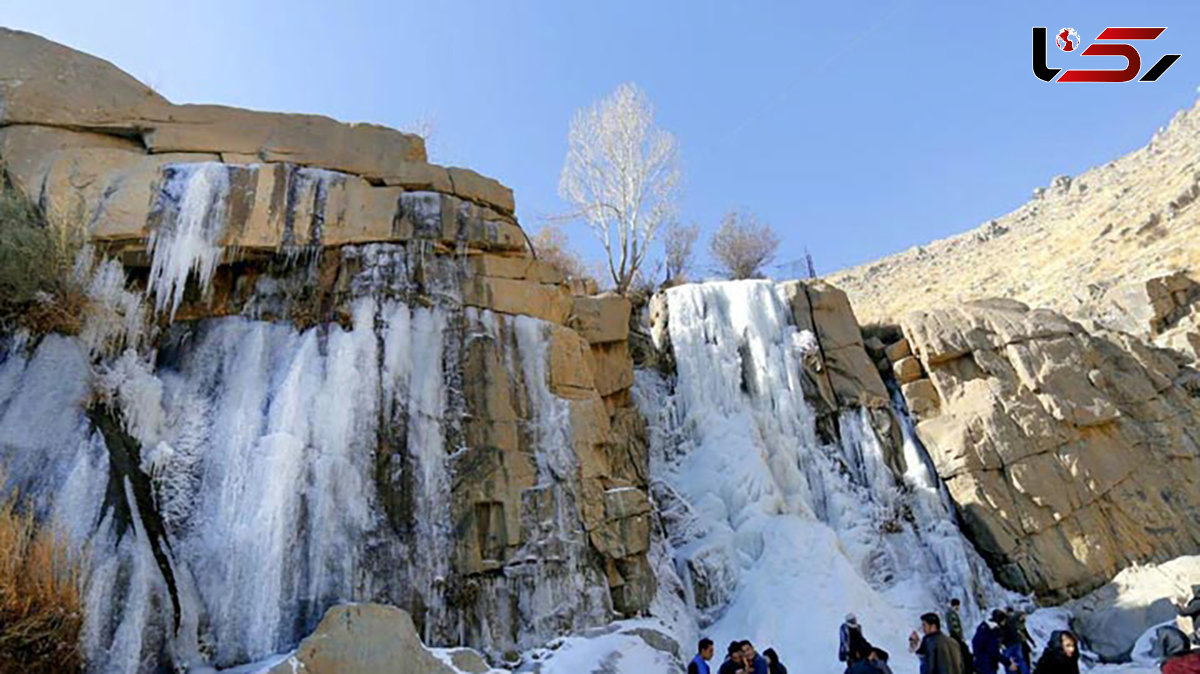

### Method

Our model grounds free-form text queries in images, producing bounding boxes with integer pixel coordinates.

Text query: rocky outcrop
[891,299,1200,600]
[1084,272,1200,363]
[0,29,654,669]
[265,604,458,674]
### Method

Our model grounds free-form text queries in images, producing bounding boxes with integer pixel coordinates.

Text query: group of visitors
[846,600,1074,674]
[687,584,1200,674]
[687,638,787,674]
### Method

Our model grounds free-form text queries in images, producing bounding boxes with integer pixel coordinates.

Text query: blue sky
[3,1,1198,277]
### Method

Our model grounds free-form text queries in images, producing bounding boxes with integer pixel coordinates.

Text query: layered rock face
[828,92,1200,602]
[883,300,1200,600]
[0,29,651,671]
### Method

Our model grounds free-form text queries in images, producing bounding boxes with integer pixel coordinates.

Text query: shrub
[709,210,780,280]
[0,494,84,672]
[0,187,88,335]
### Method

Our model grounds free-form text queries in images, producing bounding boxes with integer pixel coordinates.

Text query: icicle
[146,163,232,320]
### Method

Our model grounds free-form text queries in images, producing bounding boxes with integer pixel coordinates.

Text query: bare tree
[558,83,680,295]
[709,211,780,279]
[531,225,593,282]
[662,222,699,283]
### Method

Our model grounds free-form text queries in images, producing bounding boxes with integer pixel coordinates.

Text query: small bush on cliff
[0,495,85,673]
[710,210,779,280]
[0,187,88,335]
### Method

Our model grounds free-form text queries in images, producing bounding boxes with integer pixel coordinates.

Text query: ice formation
[146,163,232,319]
[636,280,1014,674]
[0,237,610,670]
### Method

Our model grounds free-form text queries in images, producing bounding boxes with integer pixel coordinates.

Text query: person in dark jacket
[1001,609,1031,674]
[868,648,895,674]
[763,648,787,674]
[946,599,965,642]
[718,641,746,674]
[690,638,715,674]
[740,641,769,674]
[971,612,1009,674]
[1031,630,1079,674]
[840,614,873,663]
[910,613,966,674]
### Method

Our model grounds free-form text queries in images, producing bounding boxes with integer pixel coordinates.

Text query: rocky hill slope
[829,100,1200,358]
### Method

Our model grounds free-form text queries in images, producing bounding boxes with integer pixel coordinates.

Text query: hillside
[828,99,1200,338]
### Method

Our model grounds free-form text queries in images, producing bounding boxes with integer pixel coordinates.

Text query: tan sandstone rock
[265,604,456,674]
[0,28,166,128]
[589,341,634,398]
[892,356,923,384]
[900,299,1200,599]
[781,280,889,408]
[570,293,632,344]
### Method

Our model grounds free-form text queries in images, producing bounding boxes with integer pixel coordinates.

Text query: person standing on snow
[946,599,965,642]
[690,638,715,674]
[1001,609,1031,674]
[909,613,966,674]
[971,611,1009,674]
[841,614,873,664]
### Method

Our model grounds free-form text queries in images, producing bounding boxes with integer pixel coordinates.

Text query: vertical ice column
[643,280,1014,673]
[146,163,232,320]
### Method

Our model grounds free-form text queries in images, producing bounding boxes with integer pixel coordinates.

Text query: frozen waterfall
[636,280,1012,674]
[0,158,613,671]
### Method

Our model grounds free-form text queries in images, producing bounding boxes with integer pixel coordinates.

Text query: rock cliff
[0,28,651,671]
[880,300,1200,600]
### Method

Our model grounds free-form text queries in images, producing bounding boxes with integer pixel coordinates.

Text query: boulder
[781,280,889,408]
[885,337,911,362]
[892,356,923,384]
[570,293,632,344]
[264,604,456,674]
[0,28,166,128]
[900,299,1200,600]
[446,166,516,215]
[901,378,940,418]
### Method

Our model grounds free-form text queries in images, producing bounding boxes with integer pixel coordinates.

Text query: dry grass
[0,495,85,673]
[0,186,89,336]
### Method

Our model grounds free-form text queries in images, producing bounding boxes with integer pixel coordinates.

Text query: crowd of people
[687,585,1200,674]
[687,638,787,674]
